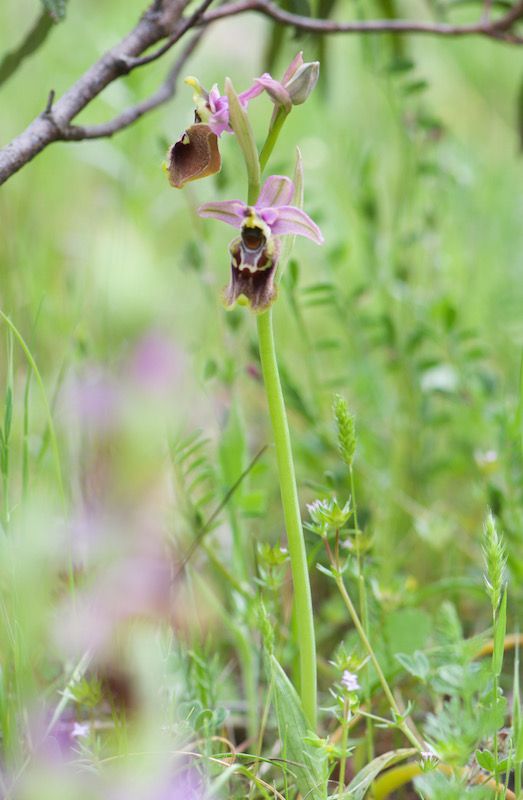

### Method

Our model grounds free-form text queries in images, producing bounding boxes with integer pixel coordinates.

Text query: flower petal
[167,124,221,189]
[208,88,231,136]
[254,74,292,111]
[281,51,304,85]
[198,200,247,228]
[269,205,324,244]
[285,61,320,105]
[257,175,294,209]
[226,238,279,312]
[238,82,265,105]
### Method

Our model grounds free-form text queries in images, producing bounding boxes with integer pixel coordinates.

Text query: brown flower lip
[167,123,221,189]
[225,231,279,312]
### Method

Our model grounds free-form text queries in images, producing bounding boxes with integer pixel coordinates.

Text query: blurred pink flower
[56,548,172,658]
[128,332,185,394]
[107,766,203,800]
[62,366,121,433]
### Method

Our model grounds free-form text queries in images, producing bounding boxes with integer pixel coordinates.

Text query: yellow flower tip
[161,160,169,174]
[184,76,205,100]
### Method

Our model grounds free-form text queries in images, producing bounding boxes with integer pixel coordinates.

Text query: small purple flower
[341,670,361,693]
[186,77,263,137]
[199,174,323,242]
[198,175,323,311]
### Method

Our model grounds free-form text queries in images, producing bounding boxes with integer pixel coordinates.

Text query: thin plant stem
[0,311,65,507]
[350,464,374,761]
[201,540,249,597]
[333,567,422,751]
[338,698,350,797]
[22,368,31,504]
[249,677,274,800]
[493,603,501,797]
[259,107,289,173]
[1,331,13,531]
[256,308,317,729]
[515,637,522,798]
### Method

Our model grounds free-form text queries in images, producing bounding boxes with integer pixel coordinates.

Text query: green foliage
[346,748,418,800]
[269,655,328,800]
[395,650,430,683]
[415,771,492,799]
[171,428,218,535]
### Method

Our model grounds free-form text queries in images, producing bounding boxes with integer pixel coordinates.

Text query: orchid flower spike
[198,175,323,311]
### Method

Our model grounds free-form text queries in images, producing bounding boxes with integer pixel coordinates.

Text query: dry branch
[0,0,190,184]
[59,32,203,141]
[1,0,523,186]
[202,0,523,42]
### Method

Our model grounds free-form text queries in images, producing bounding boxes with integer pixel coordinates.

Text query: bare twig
[43,89,56,116]
[125,0,217,69]
[0,0,190,185]
[490,0,523,27]
[60,31,204,141]
[201,0,523,42]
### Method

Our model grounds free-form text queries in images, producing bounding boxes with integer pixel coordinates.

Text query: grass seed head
[333,394,356,468]
[483,511,507,612]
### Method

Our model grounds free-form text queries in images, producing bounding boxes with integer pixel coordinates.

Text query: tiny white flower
[72,722,89,738]
[341,670,360,692]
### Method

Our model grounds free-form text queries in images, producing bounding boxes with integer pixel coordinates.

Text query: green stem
[259,108,290,173]
[22,369,32,504]
[201,541,250,598]
[256,308,317,729]
[338,698,350,796]
[334,572,421,751]
[351,465,374,761]
[493,607,500,797]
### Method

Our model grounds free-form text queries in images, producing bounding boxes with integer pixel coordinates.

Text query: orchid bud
[255,55,320,114]
[285,60,320,105]
[166,123,221,189]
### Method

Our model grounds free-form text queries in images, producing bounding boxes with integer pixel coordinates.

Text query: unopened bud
[286,61,320,105]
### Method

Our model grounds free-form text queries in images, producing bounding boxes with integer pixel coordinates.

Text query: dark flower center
[241,225,266,251]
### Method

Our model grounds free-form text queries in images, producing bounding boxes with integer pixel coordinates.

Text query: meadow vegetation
[1,1,523,797]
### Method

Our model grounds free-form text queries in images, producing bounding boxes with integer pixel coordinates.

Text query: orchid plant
[166,53,321,729]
